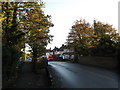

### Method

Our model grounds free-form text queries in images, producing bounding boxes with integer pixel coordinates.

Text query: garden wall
[78,56,118,69]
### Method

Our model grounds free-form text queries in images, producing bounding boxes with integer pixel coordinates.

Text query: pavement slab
[5,62,51,88]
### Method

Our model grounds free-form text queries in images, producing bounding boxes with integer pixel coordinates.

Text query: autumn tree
[17,2,54,72]
[2,2,25,87]
[67,19,95,58]
[92,20,120,56]
[67,19,120,62]
[2,1,54,85]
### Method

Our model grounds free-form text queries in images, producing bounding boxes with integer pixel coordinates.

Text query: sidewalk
[6,62,51,88]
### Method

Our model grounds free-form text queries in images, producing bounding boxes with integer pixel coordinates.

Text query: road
[48,61,119,88]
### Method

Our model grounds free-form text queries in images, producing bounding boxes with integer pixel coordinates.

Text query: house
[54,44,74,60]
[62,47,74,60]
[46,48,53,59]
[46,44,74,60]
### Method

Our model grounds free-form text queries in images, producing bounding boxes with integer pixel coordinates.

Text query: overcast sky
[43,0,119,49]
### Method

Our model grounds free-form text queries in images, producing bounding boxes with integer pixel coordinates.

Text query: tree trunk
[32,44,38,73]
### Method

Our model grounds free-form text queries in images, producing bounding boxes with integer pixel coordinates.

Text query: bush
[2,46,21,87]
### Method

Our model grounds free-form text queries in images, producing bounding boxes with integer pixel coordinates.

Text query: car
[48,55,53,61]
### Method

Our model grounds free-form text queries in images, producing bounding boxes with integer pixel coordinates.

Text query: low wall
[78,56,118,69]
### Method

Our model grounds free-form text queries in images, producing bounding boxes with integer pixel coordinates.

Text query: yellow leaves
[93,40,97,43]
[42,27,48,31]
[79,34,82,37]
[96,38,100,41]
[93,35,97,38]
[38,29,42,31]
[40,2,44,6]
[1,14,6,22]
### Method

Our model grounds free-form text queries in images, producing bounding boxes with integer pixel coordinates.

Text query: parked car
[48,55,53,61]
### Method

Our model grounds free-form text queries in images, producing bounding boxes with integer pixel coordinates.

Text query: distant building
[46,44,74,60]
[46,48,53,59]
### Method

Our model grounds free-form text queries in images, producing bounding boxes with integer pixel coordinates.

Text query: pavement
[4,62,51,88]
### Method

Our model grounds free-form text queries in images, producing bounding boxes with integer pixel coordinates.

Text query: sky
[43,0,119,49]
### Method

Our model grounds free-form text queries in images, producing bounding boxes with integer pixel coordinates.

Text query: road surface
[48,61,119,88]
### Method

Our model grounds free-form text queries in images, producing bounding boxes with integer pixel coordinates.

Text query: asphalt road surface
[48,61,119,88]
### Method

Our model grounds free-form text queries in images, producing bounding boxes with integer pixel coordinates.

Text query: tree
[17,2,54,73]
[67,19,120,62]
[67,19,94,57]
[2,2,26,87]
[93,20,119,56]
[2,2,25,47]
[2,1,54,86]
